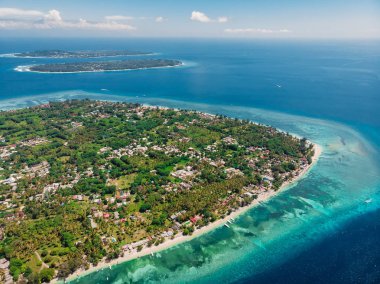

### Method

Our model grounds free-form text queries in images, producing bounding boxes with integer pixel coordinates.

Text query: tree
[61,232,75,248]
[139,203,151,212]
[9,258,23,281]
[40,268,55,283]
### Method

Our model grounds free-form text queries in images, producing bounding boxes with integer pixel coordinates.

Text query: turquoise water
[0,39,379,283]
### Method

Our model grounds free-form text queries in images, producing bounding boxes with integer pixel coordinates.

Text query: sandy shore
[59,143,322,283]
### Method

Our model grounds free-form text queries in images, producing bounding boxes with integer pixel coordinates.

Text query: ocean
[0,38,379,283]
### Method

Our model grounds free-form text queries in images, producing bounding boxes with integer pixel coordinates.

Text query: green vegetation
[0,100,314,281]
[26,59,182,73]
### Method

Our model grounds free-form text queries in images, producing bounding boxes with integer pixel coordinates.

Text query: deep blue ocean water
[0,38,379,283]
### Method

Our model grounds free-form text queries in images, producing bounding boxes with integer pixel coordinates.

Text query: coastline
[14,62,184,74]
[60,143,322,283]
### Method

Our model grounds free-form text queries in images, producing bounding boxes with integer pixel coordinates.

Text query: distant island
[0,100,319,283]
[17,59,183,73]
[13,50,152,58]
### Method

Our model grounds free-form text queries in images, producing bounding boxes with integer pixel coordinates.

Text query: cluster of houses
[99,143,149,159]
[222,136,238,145]
[0,144,16,160]
[70,121,83,129]
[81,105,112,119]
[20,137,49,147]
[22,160,50,179]
[0,137,48,161]
[225,167,244,179]
[171,166,197,180]
[0,161,51,207]
[151,145,181,155]
[0,174,20,190]
[163,180,193,193]
[119,211,205,254]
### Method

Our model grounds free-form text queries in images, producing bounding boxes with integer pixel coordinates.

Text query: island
[18,59,182,73]
[0,100,318,283]
[13,50,152,58]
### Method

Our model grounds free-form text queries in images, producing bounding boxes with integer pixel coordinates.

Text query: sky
[0,0,379,38]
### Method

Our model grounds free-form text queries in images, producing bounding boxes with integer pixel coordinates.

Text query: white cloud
[78,20,136,30]
[217,17,228,23]
[0,8,43,19]
[44,9,62,22]
[0,8,136,30]
[224,28,291,34]
[105,15,134,21]
[190,11,228,24]
[190,11,211,23]
[190,11,228,23]
[0,20,32,29]
[155,16,165,23]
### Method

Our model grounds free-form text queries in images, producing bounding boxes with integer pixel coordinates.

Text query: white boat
[227,220,233,224]
[365,198,373,203]
[224,223,230,228]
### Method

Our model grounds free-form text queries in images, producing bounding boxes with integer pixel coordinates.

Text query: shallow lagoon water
[2,92,379,283]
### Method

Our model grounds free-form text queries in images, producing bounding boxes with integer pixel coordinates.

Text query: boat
[365,198,373,203]
[224,223,230,228]
[227,220,233,224]
[151,252,154,256]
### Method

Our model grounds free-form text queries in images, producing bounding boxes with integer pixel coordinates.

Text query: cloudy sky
[0,0,379,38]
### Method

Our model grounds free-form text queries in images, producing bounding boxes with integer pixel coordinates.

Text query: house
[170,210,186,221]
[190,215,202,224]
[114,212,120,219]
[73,195,84,201]
[171,167,196,180]
[222,136,237,145]
[179,182,192,190]
[71,121,83,129]
[98,147,112,154]
[209,159,225,168]
[225,168,244,179]
[262,175,274,182]
[161,230,174,238]
[93,211,103,218]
